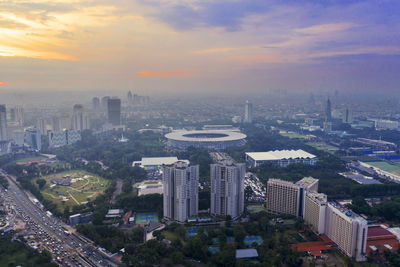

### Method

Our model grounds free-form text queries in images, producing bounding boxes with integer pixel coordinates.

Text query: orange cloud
[0,81,5,86]
[137,70,191,78]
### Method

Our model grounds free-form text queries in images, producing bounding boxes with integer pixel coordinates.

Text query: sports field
[244,236,263,247]
[135,212,159,224]
[35,170,110,211]
[247,204,266,214]
[366,161,400,174]
[306,142,338,153]
[279,131,306,139]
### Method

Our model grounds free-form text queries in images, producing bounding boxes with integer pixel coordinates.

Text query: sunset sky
[0,0,399,94]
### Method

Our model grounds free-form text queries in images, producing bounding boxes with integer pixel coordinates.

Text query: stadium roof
[235,249,258,259]
[165,130,246,142]
[245,149,316,161]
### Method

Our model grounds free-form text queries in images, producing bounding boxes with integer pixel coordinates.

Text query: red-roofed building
[367,226,399,253]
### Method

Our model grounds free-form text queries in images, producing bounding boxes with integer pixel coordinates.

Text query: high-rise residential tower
[244,100,253,123]
[342,108,353,124]
[72,104,89,131]
[92,97,100,110]
[163,161,199,222]
[0,105,8,141]
[107,98,121,126]
[210,161,245,218]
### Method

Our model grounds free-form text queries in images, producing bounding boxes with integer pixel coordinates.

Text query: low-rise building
[245,149,317,167]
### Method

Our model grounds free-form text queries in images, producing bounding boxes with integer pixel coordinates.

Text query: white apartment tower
[244,100,253,123]
[210,161,245,218]
[303,192,327,234]
[324,203,367,262]
[266,179,301,216]
[163,161,199,222]
[0,105,8,141]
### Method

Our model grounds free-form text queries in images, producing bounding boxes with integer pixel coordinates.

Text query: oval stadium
[165,130,247,151]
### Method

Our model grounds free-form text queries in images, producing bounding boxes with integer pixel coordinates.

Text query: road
[0,169,121,267]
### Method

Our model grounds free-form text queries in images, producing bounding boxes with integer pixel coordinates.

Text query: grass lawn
[366,161,400,175]
[35,169,110,211]
[247,204,267,214]
[279,131,307,139]
[307,142,338,153]
[162,231,181,243]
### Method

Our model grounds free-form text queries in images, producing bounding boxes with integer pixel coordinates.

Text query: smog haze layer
[0,0,399,98]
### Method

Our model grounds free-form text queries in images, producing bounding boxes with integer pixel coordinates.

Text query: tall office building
[325,98,332,121]
[244,100,253,123]
[163,161,199,222]
[324,203,367,262]
[107,98,121,126]
[72,104,89,131]
[210,161,245,218]
[92,97,100,110]
[25,128,41,151]
[0,105,8,141]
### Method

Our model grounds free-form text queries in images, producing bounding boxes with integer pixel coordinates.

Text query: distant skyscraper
[107,98,121,126]
[342,108,353,124]
[101,96,110,109]
[210,161,245,218]
[163,161,199,222]
[0,105,8,141]
[325,98,332,121]
[72,104,89,131]
[127,91,133,103]
[37,118,47,135]
[244,100,253,123]
[92,97,100,110]
[52,114,71,132]
[25,128,41,151]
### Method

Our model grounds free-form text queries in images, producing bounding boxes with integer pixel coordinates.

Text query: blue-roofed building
[236,249,258,259]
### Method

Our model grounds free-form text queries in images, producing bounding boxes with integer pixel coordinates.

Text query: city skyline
[0,1,399,94]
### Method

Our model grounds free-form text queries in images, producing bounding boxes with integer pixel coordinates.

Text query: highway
[0,169,121,267]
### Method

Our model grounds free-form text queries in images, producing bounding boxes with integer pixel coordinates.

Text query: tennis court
[244,236,263,247]
[135,212,159,224]
[208,246,220,254]
[186,229,198,237]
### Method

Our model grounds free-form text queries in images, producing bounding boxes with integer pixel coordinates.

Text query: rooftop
[368,226,397,239]
[296,177,318,188]
[165,130,246,142]
[246,149,316,161]
[135,157,182,166]
[235,249,258,259]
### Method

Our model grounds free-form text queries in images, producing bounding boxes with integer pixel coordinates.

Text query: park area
[34,170,110,211]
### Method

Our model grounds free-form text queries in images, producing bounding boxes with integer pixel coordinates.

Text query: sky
[0,0,399,95]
